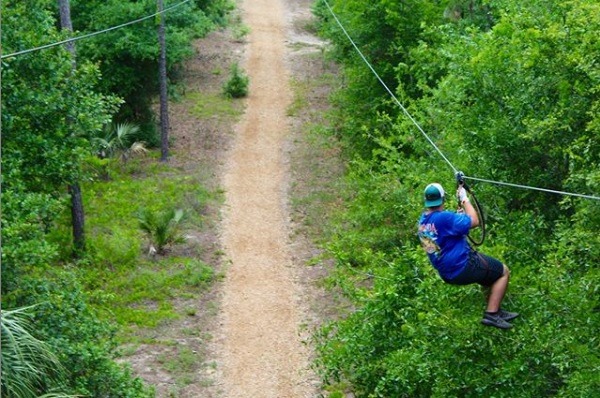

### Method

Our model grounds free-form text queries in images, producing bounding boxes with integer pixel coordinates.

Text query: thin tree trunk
[158,0,170,162]
[59,0,85,255]
[58,0,76,60]
[68,184,85,254]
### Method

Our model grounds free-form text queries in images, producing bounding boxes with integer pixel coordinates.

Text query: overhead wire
[322,0,459,176]
[0,0,194,239]
[322,0,600,202]
[1,0,192,60]
[464,176,599,201]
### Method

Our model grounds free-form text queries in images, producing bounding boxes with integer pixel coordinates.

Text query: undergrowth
[51,157,222,343]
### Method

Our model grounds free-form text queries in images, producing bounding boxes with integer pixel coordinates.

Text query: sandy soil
[215,0,318,396]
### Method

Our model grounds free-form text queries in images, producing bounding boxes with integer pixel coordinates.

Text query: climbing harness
[456,171,486,246]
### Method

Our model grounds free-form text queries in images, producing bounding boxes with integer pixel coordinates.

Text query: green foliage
[2,0,115,321]
[313,0,600,396]
[315,243,600,397]
[1,0,232,395]
[137,208,186,254]
[93,122,148,162]
[91,123,148,180]
[312,0,448,156]
[188,91,244,120]
[108,258,214,327]
[194,0,235,26]
[1,2,154,394]
[426,0,600,222]
[1,307,68,398]
[70,0,231,126]
[1,190,63,293]
[3,270,153,397]
[2,21,120,193]
[326,160,421,266]
[222,62,249,98]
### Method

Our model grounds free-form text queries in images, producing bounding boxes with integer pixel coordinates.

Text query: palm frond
[113,123,140,147]
[137,208,186,254]
[1,306,71,398]
[130,141,148,155]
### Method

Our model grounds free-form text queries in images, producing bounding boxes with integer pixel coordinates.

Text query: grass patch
[70,155,221,339]
[228,7,250,42]
[288,61,342,242]
[287,77,310,117]
[187,91,243,120]
[97,257,215,330]
[81,162,220,261]
[232,23,250,42]
[86,163,213,225]
[289,123,346,242]
[158,347,203,389]
[159,347,198,374]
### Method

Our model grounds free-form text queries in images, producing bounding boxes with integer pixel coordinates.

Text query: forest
[1,0,232,396]
[311,0,599,397]
[1,0,599,397]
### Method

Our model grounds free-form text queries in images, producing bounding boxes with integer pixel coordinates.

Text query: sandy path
[217,0,314,396]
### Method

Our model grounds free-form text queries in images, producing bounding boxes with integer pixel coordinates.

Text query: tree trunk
[68,184,86,254]
[59,0,85,255]
[158,0,170,162]
[58,0,76,60]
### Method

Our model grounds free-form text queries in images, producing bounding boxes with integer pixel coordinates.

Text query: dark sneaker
[482,313,512,329]
[498,309,519,321]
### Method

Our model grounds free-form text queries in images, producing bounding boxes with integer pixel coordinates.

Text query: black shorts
[445,251,504,287]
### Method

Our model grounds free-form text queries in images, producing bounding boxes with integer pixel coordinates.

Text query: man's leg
[486,264,509,312]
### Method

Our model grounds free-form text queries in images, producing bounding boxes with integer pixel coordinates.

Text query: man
[417,183,518,329]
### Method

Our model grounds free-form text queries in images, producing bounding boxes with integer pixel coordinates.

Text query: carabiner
[455,171,465,186]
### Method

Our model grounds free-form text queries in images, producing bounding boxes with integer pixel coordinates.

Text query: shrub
[137,208,186,254]
[3,270,153,397]
[222,62,249,98]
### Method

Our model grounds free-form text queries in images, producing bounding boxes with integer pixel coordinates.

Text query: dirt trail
[216,0,316,396]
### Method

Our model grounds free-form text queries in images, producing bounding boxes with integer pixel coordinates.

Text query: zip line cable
[465,175,600,201]
[2,0,598,201]
[322,0,600,202]
[322,0,458,175]
[1,0,192,60]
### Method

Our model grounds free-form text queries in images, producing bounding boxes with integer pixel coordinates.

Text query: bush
[137,208,186,254]
[222,62,249,98]
[2,270,153,397]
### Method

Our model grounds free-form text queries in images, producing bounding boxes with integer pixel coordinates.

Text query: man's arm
[458,187,479,228]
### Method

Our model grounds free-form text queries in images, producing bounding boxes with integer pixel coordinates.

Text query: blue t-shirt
[417,210,472,280]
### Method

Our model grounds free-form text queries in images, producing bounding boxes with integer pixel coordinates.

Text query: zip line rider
[417,183,518,329]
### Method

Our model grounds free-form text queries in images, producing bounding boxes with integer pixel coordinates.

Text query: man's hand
[457,186,469,204]
[457,186,479,227]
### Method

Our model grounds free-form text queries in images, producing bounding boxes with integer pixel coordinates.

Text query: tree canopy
[313,0,599,396]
